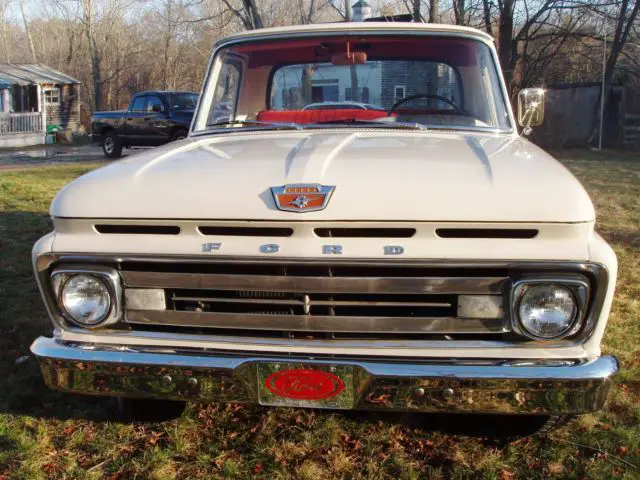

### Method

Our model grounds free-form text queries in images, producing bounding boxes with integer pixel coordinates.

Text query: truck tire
[102,131,123,158]
[115,397,186,422]
[171,129,188,142]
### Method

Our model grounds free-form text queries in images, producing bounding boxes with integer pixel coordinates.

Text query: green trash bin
[46,124,60,144]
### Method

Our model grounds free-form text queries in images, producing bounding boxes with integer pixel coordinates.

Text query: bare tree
[0,0,11,61]
[603,0,639,96]
[220,0,264,29]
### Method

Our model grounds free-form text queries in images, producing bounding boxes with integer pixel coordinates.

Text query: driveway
[0,144,129,170]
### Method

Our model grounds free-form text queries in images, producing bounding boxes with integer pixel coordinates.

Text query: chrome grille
[120,262,509,338]
[168,290,456,317]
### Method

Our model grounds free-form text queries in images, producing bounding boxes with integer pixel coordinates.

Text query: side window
[44,89,60,104]
[131,96,146,112]
[145,96,164,113]
[208,58,241,124]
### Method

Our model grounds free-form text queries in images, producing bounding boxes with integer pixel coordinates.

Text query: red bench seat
[256,109,390,124]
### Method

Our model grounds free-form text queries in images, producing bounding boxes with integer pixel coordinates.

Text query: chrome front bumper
[31,337,618,415]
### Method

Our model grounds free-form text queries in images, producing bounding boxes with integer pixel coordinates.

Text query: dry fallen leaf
[501,469,515,480]
[616,446,629,456]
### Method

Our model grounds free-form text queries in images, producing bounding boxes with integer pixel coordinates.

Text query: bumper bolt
[442,388,454,400]
[187,377,198,388]
[161,375,173,387]
[413,387,425,398]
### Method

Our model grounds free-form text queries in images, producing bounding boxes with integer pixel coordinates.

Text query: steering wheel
[389,93,464,116]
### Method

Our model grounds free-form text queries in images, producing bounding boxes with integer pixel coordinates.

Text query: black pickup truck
[90,91,198,158]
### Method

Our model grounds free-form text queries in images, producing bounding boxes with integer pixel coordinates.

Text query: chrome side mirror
[518,88,545,135]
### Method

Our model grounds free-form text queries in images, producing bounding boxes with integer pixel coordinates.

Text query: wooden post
[38,84,46,137]
[1,88,10,113]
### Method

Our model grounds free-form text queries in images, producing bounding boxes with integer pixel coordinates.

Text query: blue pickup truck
[90,91,198,158]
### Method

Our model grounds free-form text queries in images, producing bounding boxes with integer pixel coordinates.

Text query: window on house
[44,89,60,104]
[394,86,406,103]
[345,87,370,103]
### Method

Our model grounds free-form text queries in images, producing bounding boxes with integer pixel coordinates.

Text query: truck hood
[51,130,595,222]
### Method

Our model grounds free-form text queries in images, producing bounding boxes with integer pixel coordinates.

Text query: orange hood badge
[271,184,335,212]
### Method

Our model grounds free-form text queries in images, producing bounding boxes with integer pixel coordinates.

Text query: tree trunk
[301,65,315,106]
[429,0,439,22]
[344,0,359,102]
[82,0,101,111]
[162,0,173,90]
[90,38,102,111]
[498,0,515,88]
[482,0,492,34]
[427,0,440,104]
[412,0,421,22]
[19,0,37,62]
[604,0,639,94]
[0,1,10,62]
[454,0,466,25]
[591,0,639,145]
[242,0,263,29]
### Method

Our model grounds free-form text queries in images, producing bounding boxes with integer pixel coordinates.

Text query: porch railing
[0,112,43,135]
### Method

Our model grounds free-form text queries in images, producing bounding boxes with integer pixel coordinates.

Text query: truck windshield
[194,34,511,133]
[168,93,199,110]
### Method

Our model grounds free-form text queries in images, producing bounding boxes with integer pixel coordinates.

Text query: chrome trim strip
[34,253,603,270]
[121,271,506,295]
[126,310,506,334]
[31,337,619,415]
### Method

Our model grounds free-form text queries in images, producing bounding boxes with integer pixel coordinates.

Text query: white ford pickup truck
[31,22,618,433]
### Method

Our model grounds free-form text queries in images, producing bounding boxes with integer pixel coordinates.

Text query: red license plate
[257,363,356,409]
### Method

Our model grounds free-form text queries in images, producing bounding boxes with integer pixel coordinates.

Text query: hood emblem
[271,184,335,212]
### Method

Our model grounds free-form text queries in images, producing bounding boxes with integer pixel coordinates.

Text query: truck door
[142,95,171,146]
[124,95,148,145]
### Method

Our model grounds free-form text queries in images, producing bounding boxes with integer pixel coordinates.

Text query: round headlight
[61,275,111,326]
[517,284,577,339]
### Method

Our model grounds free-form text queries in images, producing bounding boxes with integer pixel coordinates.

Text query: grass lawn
[0,151,638,479]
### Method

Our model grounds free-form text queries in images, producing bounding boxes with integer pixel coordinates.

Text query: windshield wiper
[208,119,303,130]
[314,118,427,130]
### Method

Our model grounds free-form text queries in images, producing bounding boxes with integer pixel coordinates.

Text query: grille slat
[171,295,304,306]
[122,271,505,294]
[126,310,506,334]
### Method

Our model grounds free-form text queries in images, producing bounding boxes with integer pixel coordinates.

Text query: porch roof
[0,64,80,86]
